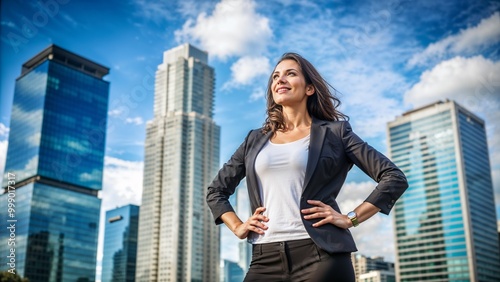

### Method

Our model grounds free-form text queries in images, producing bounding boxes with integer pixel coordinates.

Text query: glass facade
[1,45,109,281]
[2,63,48,186]
[136,44,220,282]
[102,205,139,282]
[388,101,500,281]
[3,56,109,189]
[221,260,244,282]
[457,112,499,281]
[0,183,101,281]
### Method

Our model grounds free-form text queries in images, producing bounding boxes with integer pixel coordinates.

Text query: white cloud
[108,108,124,117]
[0,140,8,178]
[0,123,9,137]
[249,87,266,102]
[404,56,500,110]
[102,156,144,206]
[125,116,144,125]
[224,56,271,89]
[408,12,500,68]
[175,0,272,60]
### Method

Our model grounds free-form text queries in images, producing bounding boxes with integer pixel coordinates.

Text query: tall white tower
[136,44,220,282]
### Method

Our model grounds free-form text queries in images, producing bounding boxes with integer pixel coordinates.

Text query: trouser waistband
[252,238,314,255]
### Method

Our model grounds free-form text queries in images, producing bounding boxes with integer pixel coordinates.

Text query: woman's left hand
[301,200,350,229]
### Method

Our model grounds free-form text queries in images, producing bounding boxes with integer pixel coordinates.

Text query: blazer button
[387,204,392,208]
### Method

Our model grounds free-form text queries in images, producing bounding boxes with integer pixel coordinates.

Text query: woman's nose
[276,74,287,84]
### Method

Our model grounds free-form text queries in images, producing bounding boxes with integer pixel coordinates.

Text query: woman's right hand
[233,207,269,239]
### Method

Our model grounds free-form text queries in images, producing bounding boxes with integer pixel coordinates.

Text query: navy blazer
[206,118,408,253]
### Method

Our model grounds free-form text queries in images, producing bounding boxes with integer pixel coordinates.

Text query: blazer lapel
[303,118,326,190]
[246,130,272,207]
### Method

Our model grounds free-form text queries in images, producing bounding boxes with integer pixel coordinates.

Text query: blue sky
[1,0,499,278]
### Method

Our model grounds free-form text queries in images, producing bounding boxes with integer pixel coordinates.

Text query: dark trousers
[244,238,355,282]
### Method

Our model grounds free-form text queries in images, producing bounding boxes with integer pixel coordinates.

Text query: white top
[249,134,311,244]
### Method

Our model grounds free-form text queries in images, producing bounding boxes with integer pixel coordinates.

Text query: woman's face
[271,59,314,107]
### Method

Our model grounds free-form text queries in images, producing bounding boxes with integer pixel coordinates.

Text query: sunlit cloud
[0,123,9,137]
[408,12,500,68]
[223,56,271,89]
[249,87,266,102]
[0,140,8,178]
[175,0,272,60]
[405,56,500,108]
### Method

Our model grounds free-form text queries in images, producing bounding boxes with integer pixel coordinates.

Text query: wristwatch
[347,211,359,227]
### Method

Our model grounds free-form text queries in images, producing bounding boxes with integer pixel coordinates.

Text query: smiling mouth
[276,87,290,93]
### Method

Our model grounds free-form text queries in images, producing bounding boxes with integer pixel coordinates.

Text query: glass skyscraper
[135,43,220,282]
[221,259,244,282]
[102,204,139,282]
[0,45,109,281]
[388,100,500,281]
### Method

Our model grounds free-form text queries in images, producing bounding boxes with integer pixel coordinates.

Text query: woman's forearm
[220,211,244,233]
[351,202,381,226]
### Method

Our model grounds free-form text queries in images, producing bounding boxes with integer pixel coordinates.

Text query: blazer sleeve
[206,130,251,224]
[341,121,408,214]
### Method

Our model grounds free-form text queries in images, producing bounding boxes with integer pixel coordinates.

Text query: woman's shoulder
[247,127,267,139]
[241,127,267,142]
[315,118,351,130]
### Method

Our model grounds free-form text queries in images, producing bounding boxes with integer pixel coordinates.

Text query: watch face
[347,211,356,219]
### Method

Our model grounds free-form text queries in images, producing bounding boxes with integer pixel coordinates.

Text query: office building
[351,254,394,282]
[102,204,140,282]
[388,100,500,281]
[0,45,109,281]
[135,43,220,282]
[221,260,244,282]
[359,270,396,282]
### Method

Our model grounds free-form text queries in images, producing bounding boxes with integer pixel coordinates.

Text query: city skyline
[1,0,499,278]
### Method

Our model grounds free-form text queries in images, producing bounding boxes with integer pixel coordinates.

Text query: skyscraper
[221,259,244,282]
[102,204,139,282]
[135,43,220,282]
[0,45,109,281]
[388,100,500,281]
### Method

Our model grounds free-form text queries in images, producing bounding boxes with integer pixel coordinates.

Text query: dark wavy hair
[262,52,348,134]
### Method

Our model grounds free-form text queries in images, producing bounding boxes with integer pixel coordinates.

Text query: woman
[207,53,408,281]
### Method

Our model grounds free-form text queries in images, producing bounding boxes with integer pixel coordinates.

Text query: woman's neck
[282,107,312,131]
